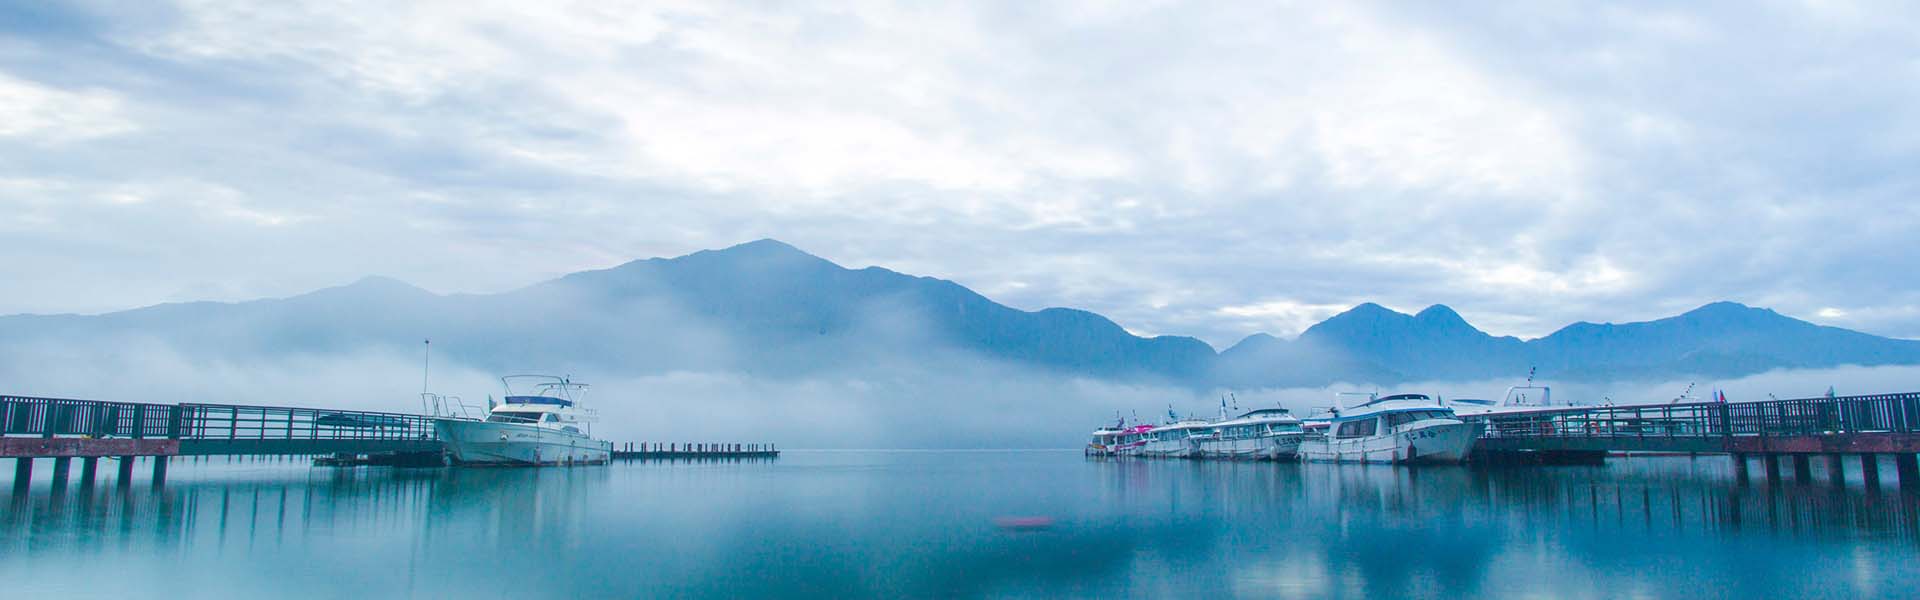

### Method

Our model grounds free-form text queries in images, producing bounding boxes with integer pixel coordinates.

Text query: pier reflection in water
[4,452,1919,599]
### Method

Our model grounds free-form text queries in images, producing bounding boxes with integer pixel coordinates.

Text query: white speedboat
[434,375,613,466]
[1196,408,1306,460]
[1298,393,1475,464]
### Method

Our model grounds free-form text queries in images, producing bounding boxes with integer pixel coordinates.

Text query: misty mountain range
[3,239,1917,389]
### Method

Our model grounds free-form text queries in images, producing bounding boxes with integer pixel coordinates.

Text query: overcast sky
[3,1,1917,348]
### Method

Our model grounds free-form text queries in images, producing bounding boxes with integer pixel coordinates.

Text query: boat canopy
[504,395,573,407]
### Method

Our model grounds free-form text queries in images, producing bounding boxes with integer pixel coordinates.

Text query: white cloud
[1216,301,1355,338]
[0,73,134,141]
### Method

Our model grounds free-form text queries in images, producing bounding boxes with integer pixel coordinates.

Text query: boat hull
[1197,434,1303,460]
[1299,419,1475,464]
[434,419,612,466]
[1141,439,1199,458]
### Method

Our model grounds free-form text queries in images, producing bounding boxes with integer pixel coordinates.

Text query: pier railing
[1,395,175,439]
[180,403,436,442]
[1470,392,1920,452]
[1477,392,1920,438]
[3,395,438,455]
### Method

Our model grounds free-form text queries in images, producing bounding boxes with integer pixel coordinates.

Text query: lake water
[5,451,1919,599]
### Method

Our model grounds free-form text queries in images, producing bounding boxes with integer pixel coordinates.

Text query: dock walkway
[3,395,777,491]
[1464,391,1920,486]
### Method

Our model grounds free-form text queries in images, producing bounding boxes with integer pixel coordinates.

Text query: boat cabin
[1323,393,1459,439]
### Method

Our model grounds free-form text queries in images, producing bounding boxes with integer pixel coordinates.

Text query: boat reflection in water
[6,453,1920,598]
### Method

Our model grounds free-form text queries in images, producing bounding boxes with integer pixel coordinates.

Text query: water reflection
[3,453,1918,598]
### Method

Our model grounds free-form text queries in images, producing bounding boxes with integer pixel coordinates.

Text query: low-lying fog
[4,337,1916,449]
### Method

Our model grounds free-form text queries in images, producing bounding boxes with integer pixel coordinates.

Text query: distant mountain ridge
[1216,300,1920,386]
[2,239,1916,387]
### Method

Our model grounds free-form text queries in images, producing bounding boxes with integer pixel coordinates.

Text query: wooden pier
[611,442,779,459]
[3,395,442,491]
[3,394,781,493]
[1465,391,1920,488]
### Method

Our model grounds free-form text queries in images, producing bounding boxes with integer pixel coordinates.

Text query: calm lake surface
[5,451,1919,599]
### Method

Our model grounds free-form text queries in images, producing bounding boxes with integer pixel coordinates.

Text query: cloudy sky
[3,1,1917,348]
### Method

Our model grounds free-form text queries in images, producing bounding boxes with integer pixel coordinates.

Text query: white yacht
[1196,408,1306,460]
[434,375,613,466]
[1298,393,1476,464]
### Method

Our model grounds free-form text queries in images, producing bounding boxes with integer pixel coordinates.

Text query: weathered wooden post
[1826,454,1846,487]
[1792,455,1813,483]
[1861,454,1882,489]
[80,456,99,487]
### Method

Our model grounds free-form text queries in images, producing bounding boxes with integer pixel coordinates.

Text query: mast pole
[422,339,432,394]
[422,339,432,415]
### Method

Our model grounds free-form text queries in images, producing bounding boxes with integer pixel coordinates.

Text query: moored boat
[1196,408,1306,460]
[1298,393,1475,464]
[1087,424,1125,456]
[1113,424,1156,456]
[1142,418,1214,458]
[434,374,613,466]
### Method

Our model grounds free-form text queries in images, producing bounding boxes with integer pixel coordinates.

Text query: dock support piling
[1861,454,1882,489]
[116,456,135,487]
[10,458,29,496]
[1763,454,1781,482]
[1732,453,1750,484]
[50,457,72,492]
[150,456,168,488]
[1898,454,1920,491]
[1793,454,1813,483]
[1826,454,1846,487]
[80,456,99,487]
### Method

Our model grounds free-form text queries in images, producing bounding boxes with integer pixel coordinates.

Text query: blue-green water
[4,452,1919,599]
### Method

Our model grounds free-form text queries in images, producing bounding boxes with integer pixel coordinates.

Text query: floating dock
[611,442,778,459]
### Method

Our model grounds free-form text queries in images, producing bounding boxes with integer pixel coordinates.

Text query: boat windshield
[486,412,542,424]
[1384,410,1453,428]
[504,395,573,407]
